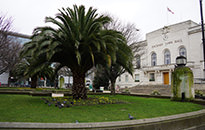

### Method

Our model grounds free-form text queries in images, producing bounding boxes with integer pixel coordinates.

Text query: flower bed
[42,96,125,109]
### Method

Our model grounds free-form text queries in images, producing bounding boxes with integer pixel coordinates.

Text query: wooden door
[163,72,169,85]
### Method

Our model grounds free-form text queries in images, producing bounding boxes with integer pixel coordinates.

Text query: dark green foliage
[20,5,127,99]
[94,18,140,94]
[11,59,55,88]
[93,65,110,90]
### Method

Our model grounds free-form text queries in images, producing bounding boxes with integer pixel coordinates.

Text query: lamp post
[176,56,187,67]
[200,0,205,78]
[171,56,194,101]
[175,56,187,101]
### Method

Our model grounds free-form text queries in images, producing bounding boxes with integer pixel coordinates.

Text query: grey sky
[0,0,203,39]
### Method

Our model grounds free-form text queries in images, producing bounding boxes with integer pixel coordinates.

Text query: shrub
[151,90,160,96]
[195,90,203,96]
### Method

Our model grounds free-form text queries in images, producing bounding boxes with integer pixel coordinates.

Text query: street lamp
[176,56,187,67]
[200,0,205,77]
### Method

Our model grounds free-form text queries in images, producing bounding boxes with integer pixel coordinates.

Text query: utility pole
[200,0,205,78]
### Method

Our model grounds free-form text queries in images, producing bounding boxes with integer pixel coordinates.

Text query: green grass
[0,94,203,123]
[0,87,71,92]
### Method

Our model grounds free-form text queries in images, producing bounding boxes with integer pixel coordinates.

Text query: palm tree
[93,65,110,90]
[12,56,55,88]
[93,17,136,94]
[24,59,54,88]
[21,5,125,99]
[20,37,56,88]
[95,41,133,95]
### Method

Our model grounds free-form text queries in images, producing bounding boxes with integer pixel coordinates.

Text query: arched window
[179,47,186,57]
[151,52,157,66]
[164,50,171,64]
[136,55,141,69]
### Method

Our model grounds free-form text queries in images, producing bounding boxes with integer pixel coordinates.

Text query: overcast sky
[0,0,203,39]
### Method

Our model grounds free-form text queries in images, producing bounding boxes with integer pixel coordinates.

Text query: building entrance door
[163,72,169,85]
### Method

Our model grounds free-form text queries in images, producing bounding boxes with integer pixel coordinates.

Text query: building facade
[116,20,205,88]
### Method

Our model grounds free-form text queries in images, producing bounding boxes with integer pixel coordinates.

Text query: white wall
[0,72,9,85]
[116,20,203,88]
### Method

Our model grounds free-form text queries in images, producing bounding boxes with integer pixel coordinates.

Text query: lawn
[0,94,203,123]
[0,87,70,91]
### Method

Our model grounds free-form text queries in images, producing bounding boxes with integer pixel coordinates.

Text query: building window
[135,74,140,82]
[149,73,155,81]
[164,50,171,64]
[179,47,186,57]
[151,52,157,66]
[118,75,121,82]
[136,55,141,69]
[125,75,128,82]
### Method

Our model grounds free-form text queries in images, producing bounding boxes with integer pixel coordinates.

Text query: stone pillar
[171,67,195,101]
[59,76,65,88]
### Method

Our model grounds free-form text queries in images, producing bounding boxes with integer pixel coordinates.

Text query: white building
[116,20,205,88]
[0,73,9,85]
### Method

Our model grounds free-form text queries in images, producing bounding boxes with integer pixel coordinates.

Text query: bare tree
[0,15,21,76]
[99,15,145,94]
[104,15,142,45]
[105,15,146,66]
[104,15,146,63]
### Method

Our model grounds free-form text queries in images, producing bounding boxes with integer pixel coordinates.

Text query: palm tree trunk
[31,76,37,88]
[7,71,11,87]
[111,79,116,95]
[54,75,58,89]
[72,71,87,99]
[7,77,10,87]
